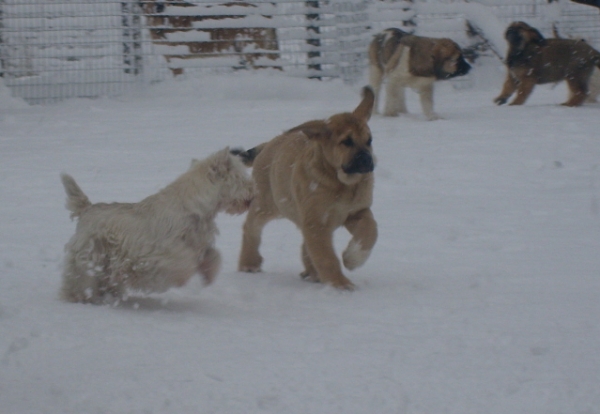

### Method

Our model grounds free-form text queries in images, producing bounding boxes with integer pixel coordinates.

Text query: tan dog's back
[251,132,307,224]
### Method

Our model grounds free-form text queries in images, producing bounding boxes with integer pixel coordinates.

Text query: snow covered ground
[1,60,599,414]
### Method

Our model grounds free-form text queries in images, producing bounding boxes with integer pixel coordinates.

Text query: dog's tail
[61,174,91,219]
[230,144,266,167]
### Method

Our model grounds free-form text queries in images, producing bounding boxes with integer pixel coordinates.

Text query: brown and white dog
[369,28,471,120]
[494,21,600,106]
[235,87,377,290]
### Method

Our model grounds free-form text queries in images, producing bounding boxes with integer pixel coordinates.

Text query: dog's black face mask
[343,149,374,174]
[505,26,522,46]
[454,56,471,77]
[435,55,471,80]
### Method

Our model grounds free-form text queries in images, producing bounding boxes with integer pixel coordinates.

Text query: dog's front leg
[510,77,536,105]
[198,246,222,286]
[342,208,378,270]
[301,223,354,290]
[494,73,518,105]
[418,82,441,121]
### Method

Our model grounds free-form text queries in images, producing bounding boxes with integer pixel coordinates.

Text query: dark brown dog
[369,28,471,120]
[236,87,377,290]
[495,21,600,106]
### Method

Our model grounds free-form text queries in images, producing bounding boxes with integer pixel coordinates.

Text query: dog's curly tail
[230,144,266,167]
[61,174,91,219]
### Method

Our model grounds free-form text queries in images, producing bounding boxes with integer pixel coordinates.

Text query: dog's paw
[239,265,262,273]
[300,271,320,283]
[494,96,508,105]
[342,240,371,270]
[328,276,356,291]
[426,112,443,121]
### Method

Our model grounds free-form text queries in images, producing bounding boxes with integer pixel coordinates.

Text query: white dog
[60,148,254,304]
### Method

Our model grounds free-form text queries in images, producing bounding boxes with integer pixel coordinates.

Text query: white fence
[1,0,599,103]
[0,0,371,103]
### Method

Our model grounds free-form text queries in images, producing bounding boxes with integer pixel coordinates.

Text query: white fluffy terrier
[60,148,254,304]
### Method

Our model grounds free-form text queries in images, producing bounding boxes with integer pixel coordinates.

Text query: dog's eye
[366,137,372,146]
[341,137,354,147]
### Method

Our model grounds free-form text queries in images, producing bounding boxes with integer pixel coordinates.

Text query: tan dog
[495,21,600,106]
[369,28,471,120]
[60,148,254,304]
[236,87,377,290]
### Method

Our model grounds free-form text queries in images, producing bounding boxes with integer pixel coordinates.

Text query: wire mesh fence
[0,0,371,103]
[1,0,599,103]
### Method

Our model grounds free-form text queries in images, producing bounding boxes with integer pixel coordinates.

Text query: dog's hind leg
[564,76,590,107]
[383,79,407,117]
[369,63,384,115]
[342,208,378,271]
[239,207,273,273]
[300,242,319,282]
[198,246,222,286]
[60,247,102,303]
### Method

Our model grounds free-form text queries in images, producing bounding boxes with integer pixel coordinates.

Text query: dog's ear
[208,147,234,182]
[526,26,546,45]
[287,120,331,141]
[352,86,375,122]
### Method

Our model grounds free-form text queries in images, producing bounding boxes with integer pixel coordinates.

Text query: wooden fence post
[305,1,322,78]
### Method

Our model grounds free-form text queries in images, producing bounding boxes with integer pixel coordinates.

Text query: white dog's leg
[383,79,407,117]
[198,246,221,286]
[419,82,442,121]
[61,243,102,303]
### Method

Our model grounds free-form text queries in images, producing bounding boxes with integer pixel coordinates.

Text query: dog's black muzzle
[343,150,374,175]
[505,27,521,45]
[436,56,471,80]
[455,57,471,77]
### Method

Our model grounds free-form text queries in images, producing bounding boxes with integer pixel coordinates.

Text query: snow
[1,59,599,414]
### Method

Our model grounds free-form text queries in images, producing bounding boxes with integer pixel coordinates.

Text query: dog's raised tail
[230,144,266,167]
[61,174,91,219]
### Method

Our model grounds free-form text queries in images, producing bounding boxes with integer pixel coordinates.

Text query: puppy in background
[587,68,600,103]
[494,21,600,106]
[369,28,471,120]
[236,87,377,290]
[60,148,254,304]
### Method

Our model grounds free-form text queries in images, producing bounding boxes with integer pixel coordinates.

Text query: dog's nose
[505,27,521,44]
[457,57,471,75]
[344,150,374,174]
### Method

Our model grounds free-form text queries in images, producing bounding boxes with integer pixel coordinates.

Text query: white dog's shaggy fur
[60,148,254,304]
